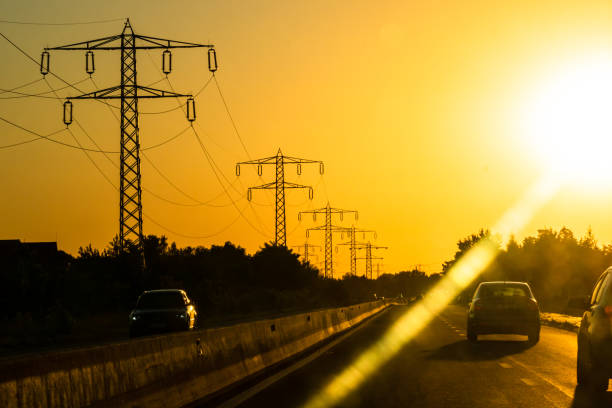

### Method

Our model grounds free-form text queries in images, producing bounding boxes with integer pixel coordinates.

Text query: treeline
[446,227,611,311]
[0,235,438,343]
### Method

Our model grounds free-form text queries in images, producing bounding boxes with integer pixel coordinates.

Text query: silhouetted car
[467,281,540,343]
[577,266,612,391]
[129,289,197,338]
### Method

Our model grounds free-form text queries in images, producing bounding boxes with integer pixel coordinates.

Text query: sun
[521,55,612,188]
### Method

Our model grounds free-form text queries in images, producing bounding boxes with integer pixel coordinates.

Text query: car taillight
[604,305,612,316]
[528,300,539,311]
[473,299,482,311]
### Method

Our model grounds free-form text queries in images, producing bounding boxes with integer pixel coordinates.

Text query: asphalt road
[214,304,612,408]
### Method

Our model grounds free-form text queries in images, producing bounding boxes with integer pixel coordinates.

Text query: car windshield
[477,284,530,299]
[136,292,184,309]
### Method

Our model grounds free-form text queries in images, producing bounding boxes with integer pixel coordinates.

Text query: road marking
[521,378,535,386]
[498,362,512,369]
[215,308,391,408]
[507,356,574,398]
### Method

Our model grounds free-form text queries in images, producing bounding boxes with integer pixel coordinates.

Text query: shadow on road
[426,339,532,361]
[571,385,612,407]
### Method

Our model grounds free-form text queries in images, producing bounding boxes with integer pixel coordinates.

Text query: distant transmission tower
[42,19,217,250]
[236,149,323,246]
[356,242,388,279]
[293,241,320,264]
[301,202,357,278]
[337,226,376,276]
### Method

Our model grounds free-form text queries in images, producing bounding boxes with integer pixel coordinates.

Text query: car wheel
[527,327,540,344]
[467,327,477,343]
[577,336,609,391]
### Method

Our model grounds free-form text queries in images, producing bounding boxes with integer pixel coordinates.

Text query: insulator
[40,51,50,76]
[162,49,172,75]
[247,189,252,201]
[298,213,302,221]
[63,100,73,126]
[297,164,302,175]
[186,97,196,122]
[341,233,344,240]
[355,212,359,221]
[257,164,262,176]
[319,162,324,175]
[208,48,218,72]
[340,213,344,221]
[85,51,95,75]
[313,213,316,221]
[374,232,378,239]
[236,164,241,176]
[335,246,339,253]
[308,187,314,200]
[306,230,310,238]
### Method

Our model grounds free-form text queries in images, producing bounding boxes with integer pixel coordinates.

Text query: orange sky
[3,0,612,276]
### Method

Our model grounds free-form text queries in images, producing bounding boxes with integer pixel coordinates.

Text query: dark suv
[129,289,197,338]
[467,281,540,343]
[577,267,612,391]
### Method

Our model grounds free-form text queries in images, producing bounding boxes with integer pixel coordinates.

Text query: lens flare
[302,175,558,408]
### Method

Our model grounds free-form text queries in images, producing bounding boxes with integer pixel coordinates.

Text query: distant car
[467,281,540,343]
[129,289,197,338]
[577,267,612,391]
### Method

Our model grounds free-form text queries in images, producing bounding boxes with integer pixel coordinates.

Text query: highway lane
[210,304,612,408]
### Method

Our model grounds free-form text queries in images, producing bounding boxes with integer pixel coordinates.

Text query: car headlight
[131,314,141,321]
[177,313,188,319]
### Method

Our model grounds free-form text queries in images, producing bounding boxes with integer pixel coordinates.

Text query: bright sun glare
[522,55,612,187]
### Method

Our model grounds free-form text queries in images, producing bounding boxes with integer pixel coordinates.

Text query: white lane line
[521,378,535,386]
[498,362,512,369]
[507,356,574,398]
[215,308,391,408]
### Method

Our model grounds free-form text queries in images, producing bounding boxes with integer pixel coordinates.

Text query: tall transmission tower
[337,226,376,276]
[236,149,323,246]
[292,241,320,264]
[356,242,388,279]
[301,202,357,278]
[43,19,216,250]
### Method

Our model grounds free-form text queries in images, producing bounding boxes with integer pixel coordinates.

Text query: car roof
[142,289,186,295]
[478,281,530,286]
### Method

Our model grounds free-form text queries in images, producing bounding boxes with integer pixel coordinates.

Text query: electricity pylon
[43,19,216,250]
[337,226,376,276]
[301,202,357,279]
[356,242,388,279]
[293,241,320,264]
[236,149,323,246]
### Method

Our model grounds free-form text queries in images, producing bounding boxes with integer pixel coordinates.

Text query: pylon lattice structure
[44,19,215,250]
[237,149,323,247]
[302,203,357,278]
[337,226,376,276]
[292,241,320,264]
[356,242,388,279]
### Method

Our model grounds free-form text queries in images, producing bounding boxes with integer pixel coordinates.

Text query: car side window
[594,273,610,305]
[591,275,605,305]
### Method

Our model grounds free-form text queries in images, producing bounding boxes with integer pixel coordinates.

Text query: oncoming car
[577,266,612,391]
[129,289,197,338]
[467,281,540,343]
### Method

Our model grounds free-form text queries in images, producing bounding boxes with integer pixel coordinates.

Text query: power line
[0,77,90,99]
[0,18,125,26]
[0,77,44,95]
[0,127,67,149]
[213,74,252,160]
[0,115,118,153]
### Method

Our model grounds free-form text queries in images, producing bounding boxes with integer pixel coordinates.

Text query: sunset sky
[3,0,612,276]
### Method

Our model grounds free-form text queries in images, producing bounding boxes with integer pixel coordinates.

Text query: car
[129,289,197,338]
[577,266,612,391]
[467,281,540,343]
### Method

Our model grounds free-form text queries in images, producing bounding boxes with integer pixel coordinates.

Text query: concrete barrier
[0,300,388,408]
